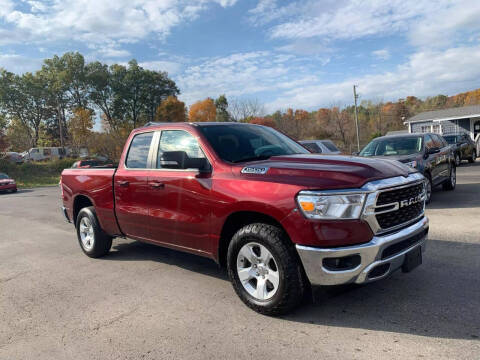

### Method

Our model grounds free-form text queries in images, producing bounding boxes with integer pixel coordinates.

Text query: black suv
[358,133,456,203]
[442,134,477,166]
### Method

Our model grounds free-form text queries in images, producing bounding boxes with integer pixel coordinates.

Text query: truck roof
[141,121,254,129]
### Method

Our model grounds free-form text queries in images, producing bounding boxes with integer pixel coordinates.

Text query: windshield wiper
[231,155,272,163]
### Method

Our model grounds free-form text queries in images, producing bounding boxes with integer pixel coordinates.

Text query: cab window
[157,130,206,169]
[125,132,154,168]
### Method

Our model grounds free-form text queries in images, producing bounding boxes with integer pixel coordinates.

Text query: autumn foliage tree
[188,98,216,122]
[68,107,94,149]
[248,117,276,128]
[155,96,186,122]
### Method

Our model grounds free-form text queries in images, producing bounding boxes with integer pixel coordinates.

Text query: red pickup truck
[61,122,429,314]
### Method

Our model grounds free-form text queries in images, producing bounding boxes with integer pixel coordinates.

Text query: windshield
[0,173,9,179]
[198,124,309,163]
[360,136,423,157]
[443,135,461,144]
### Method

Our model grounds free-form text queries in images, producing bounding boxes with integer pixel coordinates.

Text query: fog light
[323,255,361,271]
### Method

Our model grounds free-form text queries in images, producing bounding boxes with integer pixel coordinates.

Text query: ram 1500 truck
[61,122,429,315]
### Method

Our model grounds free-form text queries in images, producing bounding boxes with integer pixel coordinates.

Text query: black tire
[468,150,476,163]
[424,172,433,204]
[443,163,456,191]
[12,188,17,193]
[76,206,112,258]
[227,223,305,315]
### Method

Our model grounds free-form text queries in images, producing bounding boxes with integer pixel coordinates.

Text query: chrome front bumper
[296,216,429,286]
[61,206,71,223]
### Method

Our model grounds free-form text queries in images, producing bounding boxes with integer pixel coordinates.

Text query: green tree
[0,70,53,146]
[215,94,230,122]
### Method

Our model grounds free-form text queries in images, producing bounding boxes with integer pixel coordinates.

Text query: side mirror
[352,151,359,156]
[159,151,210,172]
[159,151,187,169]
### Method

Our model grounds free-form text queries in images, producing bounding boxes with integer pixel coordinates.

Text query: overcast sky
[1,0,480,112]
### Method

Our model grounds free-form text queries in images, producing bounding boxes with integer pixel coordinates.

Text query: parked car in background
[23,147,67,162]
[2,152,23,164]
[358,133,456,203]
[71,158,114,168]
[0,173,17,193]
[299,140,341,154]
[442,134,477,165]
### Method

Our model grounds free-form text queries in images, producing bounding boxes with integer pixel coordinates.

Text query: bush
[0,158,77,188]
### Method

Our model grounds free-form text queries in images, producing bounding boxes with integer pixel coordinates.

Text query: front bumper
[0,184,16,191]
[296,216,428,286]
[61,206,71,223]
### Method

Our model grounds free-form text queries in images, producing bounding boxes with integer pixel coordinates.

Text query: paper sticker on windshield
[241,166,269,175]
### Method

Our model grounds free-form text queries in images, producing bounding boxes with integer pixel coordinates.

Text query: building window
[432,124,441,134]
[420,125,431,133]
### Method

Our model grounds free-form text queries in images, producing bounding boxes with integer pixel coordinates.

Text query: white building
[404,105,480,141]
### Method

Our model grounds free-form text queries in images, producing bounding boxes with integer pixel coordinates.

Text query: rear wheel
[227,223,305,315]
[443,164,456,191]
[455,153,461,166]
[468,150,476,163]
[76,206,112,258]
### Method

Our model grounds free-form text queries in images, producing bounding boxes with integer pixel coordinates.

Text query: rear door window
[302,142,322,153]
[125,132,154,168]
[424,135,435,150]
[432,135,445,149]
[320,140,339,152]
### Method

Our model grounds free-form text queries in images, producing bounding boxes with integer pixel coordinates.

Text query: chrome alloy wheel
[451,166,456,187]
[426,178,432,202]
[79,217,95,251]
[236,242,280,300]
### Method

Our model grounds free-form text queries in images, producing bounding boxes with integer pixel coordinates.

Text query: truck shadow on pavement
[106,238,479,340]
[285,238,480,341]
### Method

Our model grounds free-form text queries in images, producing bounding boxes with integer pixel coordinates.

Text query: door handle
[117,180,129,187]
[150,182,165,189]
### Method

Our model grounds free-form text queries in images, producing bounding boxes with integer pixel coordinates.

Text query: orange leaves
[156,96,186,123]
[188,98,216,122]
[248,117,276,128]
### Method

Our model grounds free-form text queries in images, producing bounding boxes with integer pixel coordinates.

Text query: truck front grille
[374,182,425,231]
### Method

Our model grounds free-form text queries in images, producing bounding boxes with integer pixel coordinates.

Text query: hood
[0,178,13,184]
[234,154,415,190]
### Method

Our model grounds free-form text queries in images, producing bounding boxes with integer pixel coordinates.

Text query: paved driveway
[1,162,479,359]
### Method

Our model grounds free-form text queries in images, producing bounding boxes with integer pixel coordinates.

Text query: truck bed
[61,168,121,236]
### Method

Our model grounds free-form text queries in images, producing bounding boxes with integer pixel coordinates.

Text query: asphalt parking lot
[1,162,479,359]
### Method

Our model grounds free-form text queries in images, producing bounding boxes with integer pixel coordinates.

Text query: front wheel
[443,164,456,191]
[76,206,112,258]
[424,173,433,204]
[227,223,305,315]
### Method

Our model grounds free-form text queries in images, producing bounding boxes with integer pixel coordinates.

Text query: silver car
[299,140,341,154]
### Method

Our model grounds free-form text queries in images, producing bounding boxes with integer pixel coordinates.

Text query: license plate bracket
[402,246,422,273]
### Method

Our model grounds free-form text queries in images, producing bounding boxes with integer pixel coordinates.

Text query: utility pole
[57,104,64,150]
[353,85,360,152]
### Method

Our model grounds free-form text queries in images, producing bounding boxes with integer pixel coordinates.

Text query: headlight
[404,160,417,169]
[296,192,366,220]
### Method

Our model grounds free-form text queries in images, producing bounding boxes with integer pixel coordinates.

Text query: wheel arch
[217,211,289,268]
[73,194,95,225]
